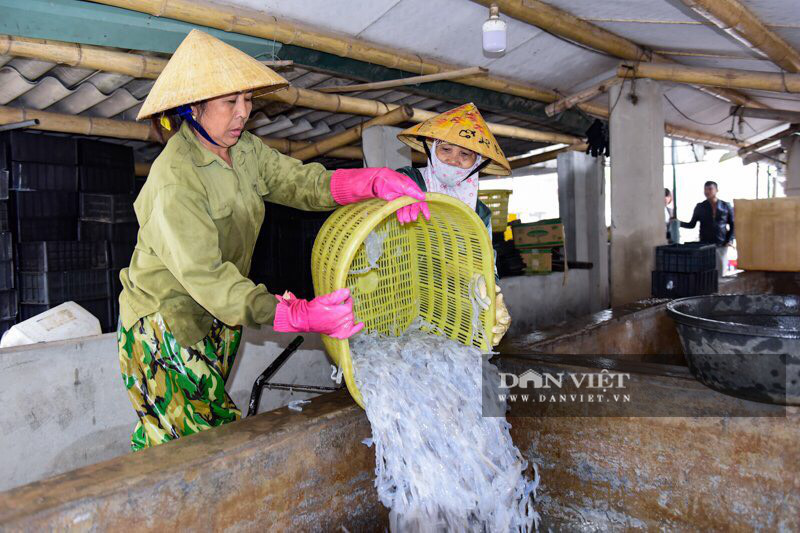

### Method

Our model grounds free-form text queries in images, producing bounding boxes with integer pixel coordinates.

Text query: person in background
[679,180,734,277]
[394,103,512,346]
[118,30,429,450]
[664,188,674,242]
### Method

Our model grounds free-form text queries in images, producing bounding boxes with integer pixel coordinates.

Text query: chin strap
[176,105,220,146]
[464,159,490,180]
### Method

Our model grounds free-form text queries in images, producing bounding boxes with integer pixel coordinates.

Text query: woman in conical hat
[118,30,429,450]
[396,103,511,346]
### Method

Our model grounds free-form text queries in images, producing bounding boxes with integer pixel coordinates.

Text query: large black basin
[667,294,799,405]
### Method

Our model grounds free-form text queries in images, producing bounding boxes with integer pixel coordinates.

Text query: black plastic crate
[80,193,135,223]
[108,241,135,268]
[108,268,122,298]
[0,260,13,290]
[0,169,8,200]
[79,166,136,194]
[14,218,77,242]
[79,221,138,244]
[20,298,113,331]
[0,232,11,261]
[10,162,79,191]
[655,242,717,273]
[651,269,718,299]
[18,269,111,304]
[0,202,7,232]
[12,191,78,219]
[9,131,77,166]
[252,203,331,299]
[135,177,146,194]
[0,133,7,170]
[78,139,135,171]
[0,318,14,339]
[17,241,109,272]
[0,289,17,320]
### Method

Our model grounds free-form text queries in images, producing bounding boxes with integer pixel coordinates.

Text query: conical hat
[397,103,510,175]
[137,30,288,120]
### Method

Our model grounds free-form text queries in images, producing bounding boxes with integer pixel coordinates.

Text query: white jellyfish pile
[350,326,540,532]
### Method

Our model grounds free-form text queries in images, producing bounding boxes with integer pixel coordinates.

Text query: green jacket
[395,166,493,234]
[119,122,337,346]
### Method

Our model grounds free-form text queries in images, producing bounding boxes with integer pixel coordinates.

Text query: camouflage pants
[118,313,242,451]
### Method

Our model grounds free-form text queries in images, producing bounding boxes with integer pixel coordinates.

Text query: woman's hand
[273,288,364,339]
[330,167,431,224]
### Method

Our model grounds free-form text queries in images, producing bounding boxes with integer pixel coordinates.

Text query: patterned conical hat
[137,29,288,120]
[397,103,510,175]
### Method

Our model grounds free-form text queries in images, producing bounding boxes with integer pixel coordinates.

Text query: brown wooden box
[735,197,800,272]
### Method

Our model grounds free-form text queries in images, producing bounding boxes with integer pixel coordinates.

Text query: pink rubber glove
[273,288,365,339]
[330,167,431,225]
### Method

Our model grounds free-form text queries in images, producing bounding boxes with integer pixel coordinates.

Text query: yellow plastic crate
[312,193,496,407]
[478,189,512,233]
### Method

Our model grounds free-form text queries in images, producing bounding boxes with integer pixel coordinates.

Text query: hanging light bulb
[482,3,507,54]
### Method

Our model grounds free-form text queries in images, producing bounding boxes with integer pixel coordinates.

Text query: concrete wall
[0,326,334,492]
[501,270,591,338]
[0,271,598,492]
[1,361,796,531]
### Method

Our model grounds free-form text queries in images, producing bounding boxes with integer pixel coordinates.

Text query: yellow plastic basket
[478,189,512,233]
[311,193,496,407]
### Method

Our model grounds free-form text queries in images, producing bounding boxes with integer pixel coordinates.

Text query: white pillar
[557,151,609,313]
[361,125,412,169]
[609,79,665,306]
[784,136,800,197]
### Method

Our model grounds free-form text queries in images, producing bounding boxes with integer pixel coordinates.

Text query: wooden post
[679,0,800,73]
[665,123,744,149]
[289,106,413,161]
[620,62,800,93]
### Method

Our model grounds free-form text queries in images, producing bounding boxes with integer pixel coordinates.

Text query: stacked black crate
[250,203,332,300]
[651,242,719,298]
[78,139,137,331]
[8,131,87,333]
[0,133,14,336]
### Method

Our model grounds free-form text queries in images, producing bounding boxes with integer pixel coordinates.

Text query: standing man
[679,181,734,277]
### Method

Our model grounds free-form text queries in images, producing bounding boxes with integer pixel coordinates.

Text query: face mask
[428,141,482,187]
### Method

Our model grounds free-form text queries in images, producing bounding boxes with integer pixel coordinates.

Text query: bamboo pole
[261,60,293,68]
[0,34,167,78]
[732,106,800,124]
[470,0,765,109]
[742,146,783,166]
[0,106,156,141]
[86,1,585,107]
[509,143,588,169]
[545,76,621,117]
[620,62,800,93]
[0,34,583,146]
[318,67,488,93]
[0,33,743,150]
[271,86,583,144]
[665,123,744,149]
[679,0,800,73]
[735,124,800,158]
[289,106,413,161]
